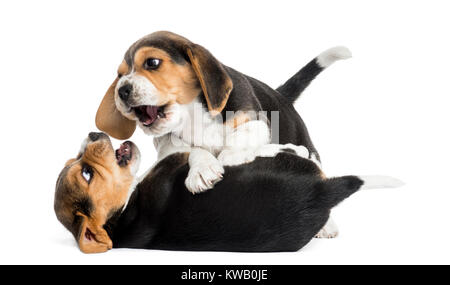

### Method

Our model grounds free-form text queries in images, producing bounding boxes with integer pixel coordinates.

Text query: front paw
[185,159,224,194]
[217,148,257,166]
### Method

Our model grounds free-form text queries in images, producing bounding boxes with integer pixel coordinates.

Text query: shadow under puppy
[54,132,402,253]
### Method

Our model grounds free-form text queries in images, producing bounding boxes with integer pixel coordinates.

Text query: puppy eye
[81,165,93,183]
[144,58,161,70]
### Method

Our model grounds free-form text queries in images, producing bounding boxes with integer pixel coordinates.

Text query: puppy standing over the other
[95,31,351,194]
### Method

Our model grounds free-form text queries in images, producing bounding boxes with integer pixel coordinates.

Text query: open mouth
[115,141,133,166]
[132,105,166,127]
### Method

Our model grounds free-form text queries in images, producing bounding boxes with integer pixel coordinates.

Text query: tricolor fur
[95,31,351,194]
[54,133,402,253]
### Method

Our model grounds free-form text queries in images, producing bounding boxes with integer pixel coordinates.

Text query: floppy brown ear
[95,78,136,140]
[76,213,112,254]
[186,44,233,116]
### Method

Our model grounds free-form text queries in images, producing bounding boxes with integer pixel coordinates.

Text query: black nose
[118,84,132,102]
[88,132,105,142]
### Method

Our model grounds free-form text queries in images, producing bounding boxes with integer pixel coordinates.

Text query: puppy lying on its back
[54,132,402,253]
[95,31,351,193]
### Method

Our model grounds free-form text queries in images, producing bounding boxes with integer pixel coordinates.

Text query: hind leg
[256,143,338,238]
[315,217,339,238]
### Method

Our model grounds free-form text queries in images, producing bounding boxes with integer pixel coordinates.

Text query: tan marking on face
[56,138,135,253]
[77,141,132,214]
[64,158,76,167]
[133,46,200,106]
[225,113,251,129]
[117,60,129,77]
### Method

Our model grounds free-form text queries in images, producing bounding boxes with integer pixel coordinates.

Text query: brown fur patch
[96,31,235,140]
[95,78,136,140]
[118,60,129,77]
[133,46,200,106]
[225,113,251,129]
[186,45,233,115]
[55,137,135,253]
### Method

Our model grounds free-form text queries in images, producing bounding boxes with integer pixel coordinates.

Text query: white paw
[315,218,339,239]
[185,153,224,194]
[217,148,257,166]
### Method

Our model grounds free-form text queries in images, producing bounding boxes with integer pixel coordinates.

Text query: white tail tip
[359,175,405,190]
[317,46,352,68]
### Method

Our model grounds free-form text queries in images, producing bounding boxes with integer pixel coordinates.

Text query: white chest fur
[173,99,233,155]
[173,99,271,156]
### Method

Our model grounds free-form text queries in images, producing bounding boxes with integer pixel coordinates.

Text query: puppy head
[96,31,233,139]
[54,132,140,253]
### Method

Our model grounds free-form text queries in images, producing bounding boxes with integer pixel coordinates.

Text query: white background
[0,0,449,265]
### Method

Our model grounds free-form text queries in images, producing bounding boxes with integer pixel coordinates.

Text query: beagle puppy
[95,31,351,193]
[54,132,402,253]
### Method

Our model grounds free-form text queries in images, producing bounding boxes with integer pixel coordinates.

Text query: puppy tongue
[143,106,158,125]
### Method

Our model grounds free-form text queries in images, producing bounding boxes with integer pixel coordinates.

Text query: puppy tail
[315,175,404,209]
[358,175,405,190]
[314,175,363,209]
[276,46,352,103]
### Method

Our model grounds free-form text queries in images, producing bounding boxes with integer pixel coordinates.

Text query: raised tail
[358,175,405,190]
[314,175,404,209]
[276,46,352,103]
